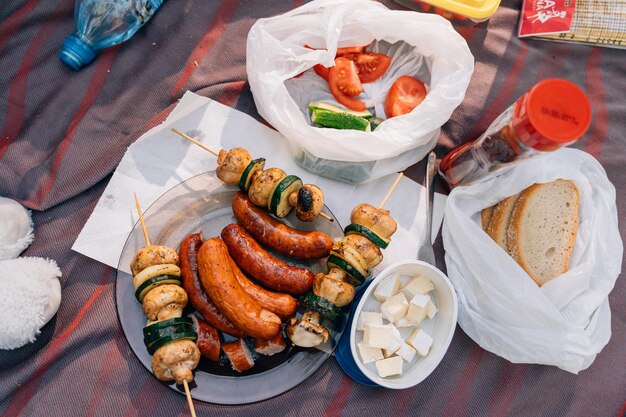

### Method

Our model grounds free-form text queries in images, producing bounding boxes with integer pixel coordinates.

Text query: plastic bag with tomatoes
[247,0,474,183]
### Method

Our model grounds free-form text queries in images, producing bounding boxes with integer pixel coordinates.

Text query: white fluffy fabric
[0,197,34,260]
[0,257,62,350]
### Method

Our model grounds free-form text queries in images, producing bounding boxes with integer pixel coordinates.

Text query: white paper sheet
[72,91,446,272]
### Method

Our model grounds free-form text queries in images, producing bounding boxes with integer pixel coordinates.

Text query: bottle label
[518,0,575,37]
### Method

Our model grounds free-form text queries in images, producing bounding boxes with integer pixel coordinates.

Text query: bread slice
[507,180,579,286]
[481,206,494,231]
[486,193,521,250]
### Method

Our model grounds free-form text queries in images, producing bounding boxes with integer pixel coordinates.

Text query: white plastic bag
[247,0,473,183]
[442,149,623,373]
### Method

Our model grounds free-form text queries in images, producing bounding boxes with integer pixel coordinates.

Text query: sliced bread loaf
[486,193,521,250]
[481,206,494,231]
[507,179,579,286]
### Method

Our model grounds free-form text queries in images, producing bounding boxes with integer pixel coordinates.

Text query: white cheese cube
[426,300,438,319]
[406,328,433,356]
[356,312,383,331]
[363,324,395,349]
[401,275,434,299]
[396,343,417,362]
[375,356,403,378]
[405,293,431,323]
[380,293,409,323]
[357,342,384,364]
[382,327,404,357]
[394,317,418,328]
[374,273,401,302]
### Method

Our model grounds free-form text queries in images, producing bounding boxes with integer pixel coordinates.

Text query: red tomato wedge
[336,46,367,56]
[313,64,330,81]
[344,52,391,83]
[384,76,427,118]
[328,58,365,111]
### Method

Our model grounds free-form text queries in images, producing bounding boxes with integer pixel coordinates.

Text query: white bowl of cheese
[350,260,458,389]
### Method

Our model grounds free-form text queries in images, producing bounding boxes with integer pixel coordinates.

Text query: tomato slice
[384,76,427,118]
[313,64,330,81]
[336,46,367,56]
[344,52,391,83]
[328,58,365,112]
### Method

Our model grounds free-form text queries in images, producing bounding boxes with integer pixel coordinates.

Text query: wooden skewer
[378,172,404,210]
[183,380,197,417]
[134,192,197,417]
[171,128,220,157]
[319,212,333,222]
[134,193,151,247]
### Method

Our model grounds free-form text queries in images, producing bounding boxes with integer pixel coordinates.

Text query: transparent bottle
[439,78,592,187]
[59,0,165,71]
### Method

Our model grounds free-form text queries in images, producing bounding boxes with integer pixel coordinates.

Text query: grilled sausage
[197,237,282,339]
[221,223,314,295]
[189,314,221,362]
[179,233,245,337]
[222,339,254,373]
[230,257,298,319]
[232,192,333,259]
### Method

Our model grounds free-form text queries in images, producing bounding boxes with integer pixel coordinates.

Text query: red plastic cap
[511,79,592,151]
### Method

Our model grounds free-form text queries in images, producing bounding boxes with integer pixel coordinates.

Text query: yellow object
[419,0,501,21]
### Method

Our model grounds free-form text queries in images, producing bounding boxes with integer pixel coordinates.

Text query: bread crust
[486,193,521,250]
[481,206,494,231]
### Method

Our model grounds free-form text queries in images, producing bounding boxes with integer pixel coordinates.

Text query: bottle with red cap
[439,78,592,187]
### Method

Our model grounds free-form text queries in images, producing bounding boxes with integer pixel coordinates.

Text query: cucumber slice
[143,322,195,348]
[268,175,303,217]
[327,254,366,287]
[135,274,182,302]
[146,331,197,354]
[143,317,193,339]
[239,158,266,192]
[344,224,390,249]
[300,293,341,322]
[311,109,371,132]
[133,263,180,291]
[308,101,372,119]
[369,117,384,130]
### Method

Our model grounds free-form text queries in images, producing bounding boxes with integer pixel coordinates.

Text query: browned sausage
[221,224,314,295]
[197,237,282,339]
[222,339,254,373]
[254,332,286,356]
[189,314,220,362]
[178,233,245,338]
[230,257,298,320]
[232,192,333,259]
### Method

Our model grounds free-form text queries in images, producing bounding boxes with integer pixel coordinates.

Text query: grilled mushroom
[285,312,329,348]
[248,168,286,207]
[130,245,179,276]
[313,272,355,307]
[350,204,398,239]
[288,184,324,222]
[216,147,252,184]
[151,339,201,384]
[342,234,383,269]
[142,284,188,321]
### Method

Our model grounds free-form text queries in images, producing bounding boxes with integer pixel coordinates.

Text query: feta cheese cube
[374,273,401,302]
[400,275,434,299]
[405,293,431,323]
[426,300,438,319]
[396,343,417,362]
[375,356,403,377]
[356,311,383,331]
[406,328,433,356]
[380,293,409,323]
[363,324,395,349]
[394,317,418,328]
[357,342,384,364]
[382,326,404,357]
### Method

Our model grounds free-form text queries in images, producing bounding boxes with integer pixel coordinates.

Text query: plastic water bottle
[59,0,165,70]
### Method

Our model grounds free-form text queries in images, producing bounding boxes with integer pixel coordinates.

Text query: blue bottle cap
[58,34,96,71]
[335,280,379,387]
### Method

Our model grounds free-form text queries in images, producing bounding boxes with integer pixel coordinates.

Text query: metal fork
[417,152,438,266]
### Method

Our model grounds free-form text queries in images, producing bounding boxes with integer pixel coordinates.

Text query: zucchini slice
[300,293,341,322]
[311,109,371,132]
[239,158,266,192]
[133,263,180,291]
[143,322,195,348]
[344,223,390,249]
[146,331,198,354]
[327,253,366,287]
[369,117,384,131]
[143,317,193,339]
[134,274,182,302]
[307,101,373,119]
[268,175,303,217]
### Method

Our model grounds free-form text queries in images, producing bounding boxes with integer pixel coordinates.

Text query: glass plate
[115,171,346,404]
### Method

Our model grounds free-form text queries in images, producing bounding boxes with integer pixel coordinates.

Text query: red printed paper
[518,0,576,37]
